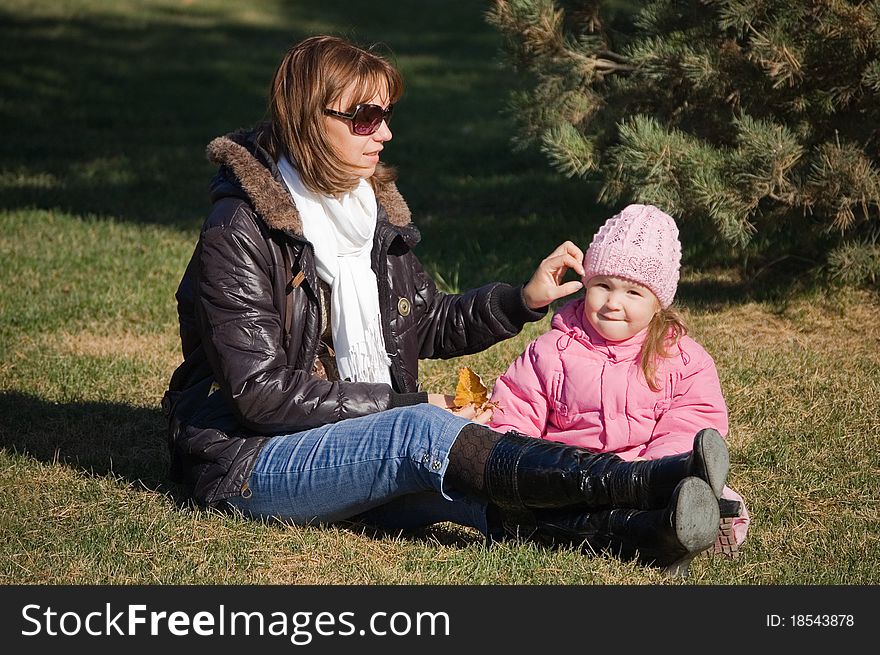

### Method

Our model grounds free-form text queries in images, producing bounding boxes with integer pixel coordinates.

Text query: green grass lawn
[1,0,878,585]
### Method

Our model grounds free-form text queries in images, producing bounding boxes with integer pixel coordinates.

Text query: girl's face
[324,85,392,179]
[584,275,660,341]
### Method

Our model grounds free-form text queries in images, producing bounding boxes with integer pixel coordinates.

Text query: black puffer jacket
[164,129,544,506]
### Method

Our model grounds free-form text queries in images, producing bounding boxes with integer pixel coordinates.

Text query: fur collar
[206,134,412,237]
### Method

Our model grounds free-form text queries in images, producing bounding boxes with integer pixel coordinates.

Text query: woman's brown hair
[640,306,688,392]
[258,35,404,196]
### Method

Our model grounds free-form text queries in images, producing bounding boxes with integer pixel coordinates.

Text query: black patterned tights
[445,423,505,498]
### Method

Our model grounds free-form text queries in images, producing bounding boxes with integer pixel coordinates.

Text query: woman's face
[324,85,392,179]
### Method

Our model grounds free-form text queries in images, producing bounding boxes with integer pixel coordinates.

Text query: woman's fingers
[427,393,455,409]
[546,251,585,280]
[553,279,585,299]
[548,241,585,268]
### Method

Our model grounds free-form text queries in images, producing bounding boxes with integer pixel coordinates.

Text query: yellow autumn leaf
[453,366,489,409]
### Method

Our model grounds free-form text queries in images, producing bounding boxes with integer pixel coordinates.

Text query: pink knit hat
[583,204,681,308]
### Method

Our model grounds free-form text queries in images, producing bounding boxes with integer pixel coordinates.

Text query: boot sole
[694,429,729,500]
[664,477,721,577]
[712,516,741,559]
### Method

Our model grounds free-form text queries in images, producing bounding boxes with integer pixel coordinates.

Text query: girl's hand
[452,403,494,424]
[522,241,586,310]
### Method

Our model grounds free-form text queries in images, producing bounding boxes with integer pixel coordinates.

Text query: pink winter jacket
[489,297,728,458]
[489,297,749,544]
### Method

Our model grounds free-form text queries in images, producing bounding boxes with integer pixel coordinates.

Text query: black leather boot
[495,477,721,577]
[485,428,728,511]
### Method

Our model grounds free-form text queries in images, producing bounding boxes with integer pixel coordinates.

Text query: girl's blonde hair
[640,306,688,392]
[257,35,404,196]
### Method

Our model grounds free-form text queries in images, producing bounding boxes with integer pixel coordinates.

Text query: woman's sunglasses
[323,103,394,136]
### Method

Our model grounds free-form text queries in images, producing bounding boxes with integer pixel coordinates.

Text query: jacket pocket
[652,373,675,420]
[548,372,565,413]
[549,371,574,429]
[624,369,669,423]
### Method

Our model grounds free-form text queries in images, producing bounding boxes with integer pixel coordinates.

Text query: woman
[164,35,726,575]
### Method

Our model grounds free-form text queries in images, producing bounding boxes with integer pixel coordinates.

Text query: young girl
[489,204,749,554]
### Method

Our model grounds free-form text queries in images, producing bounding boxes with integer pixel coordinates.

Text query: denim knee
[381,404,471,499]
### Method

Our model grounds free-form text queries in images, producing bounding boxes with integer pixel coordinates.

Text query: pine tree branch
[594,58,636,74]
[596,49,630,65]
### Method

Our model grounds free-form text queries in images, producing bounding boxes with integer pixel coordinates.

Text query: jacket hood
[551,296,647,360]
[205,128,412,238]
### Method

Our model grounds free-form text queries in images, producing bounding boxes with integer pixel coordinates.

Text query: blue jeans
[226,404,489,535]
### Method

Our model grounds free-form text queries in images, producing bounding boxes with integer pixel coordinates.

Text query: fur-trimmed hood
[205,129,412,238]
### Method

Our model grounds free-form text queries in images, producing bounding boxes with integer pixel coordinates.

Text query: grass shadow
[0,391,176,496]
[339,520,486,550]
[0,7,296,228]
[0,390,486,551]
[677,262,844,312]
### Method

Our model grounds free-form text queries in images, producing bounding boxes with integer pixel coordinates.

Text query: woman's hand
[427,394,494,424]
[428,393,455,410]
[522,240,586,310]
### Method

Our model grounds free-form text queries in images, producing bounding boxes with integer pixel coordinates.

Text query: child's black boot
[490,477,720,577]
[483,428,728,511]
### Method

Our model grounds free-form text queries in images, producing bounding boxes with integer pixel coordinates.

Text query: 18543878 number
[790,615,854,627]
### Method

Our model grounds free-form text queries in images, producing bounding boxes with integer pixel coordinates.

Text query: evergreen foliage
[487,0,880,282]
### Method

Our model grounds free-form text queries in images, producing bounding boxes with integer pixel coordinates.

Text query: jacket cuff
[389,392,429,408]
[493,284,547,328]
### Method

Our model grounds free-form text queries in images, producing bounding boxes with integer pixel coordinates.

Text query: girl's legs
[448,425,729,512]
[444,424,727,576]
[521,477,721,577]
[226,404,481,527]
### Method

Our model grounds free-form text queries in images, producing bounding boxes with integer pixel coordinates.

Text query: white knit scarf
[277,156,392,384]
